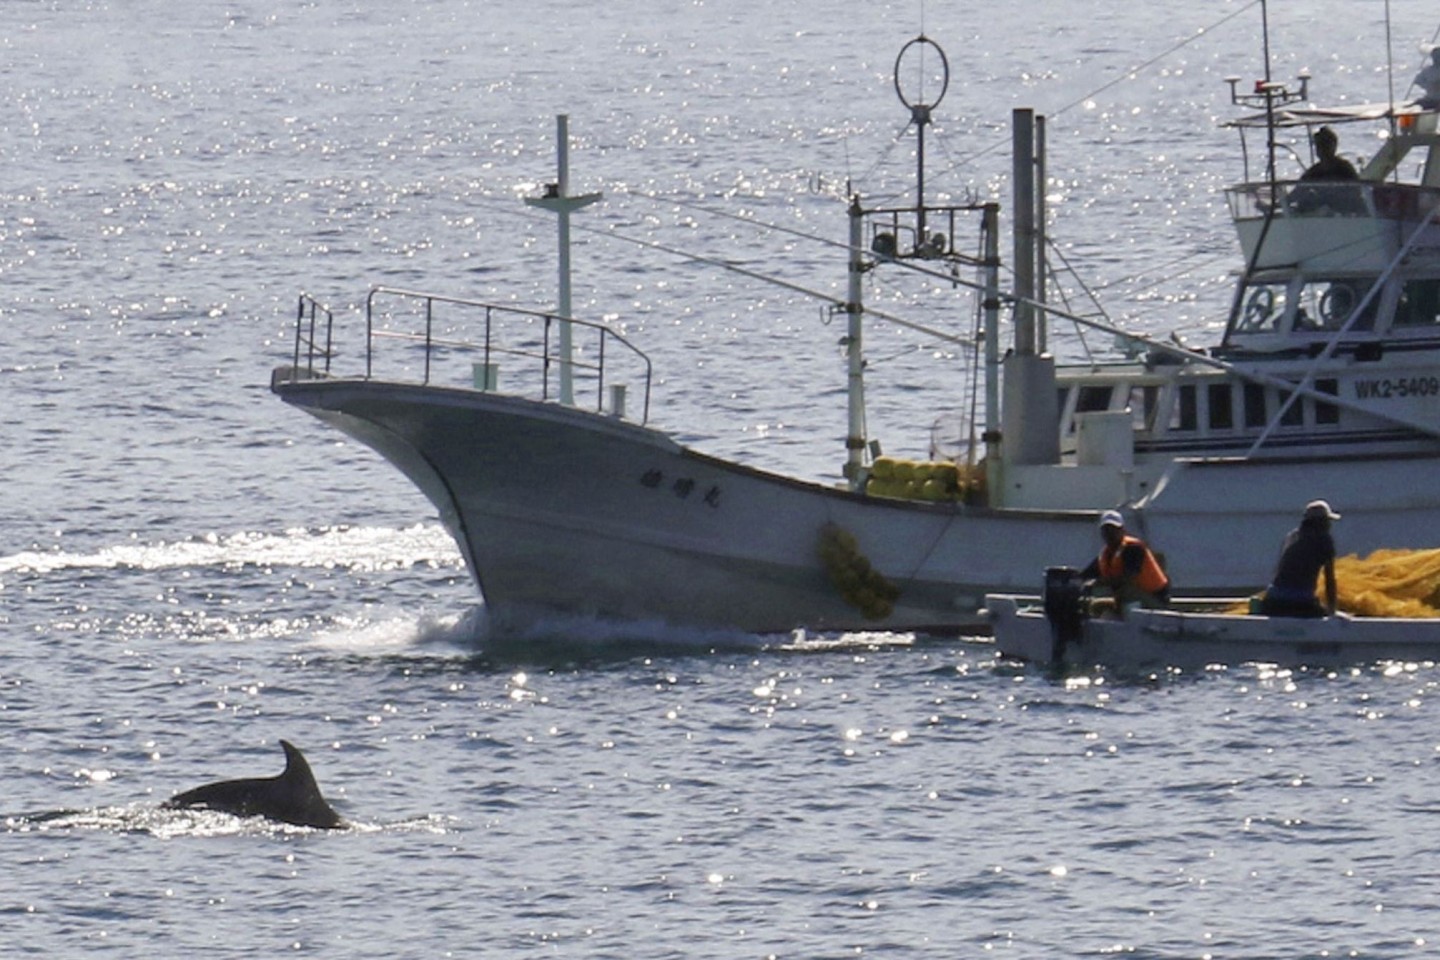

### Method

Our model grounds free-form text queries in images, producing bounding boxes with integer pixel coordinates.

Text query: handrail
[1225,178,1440,222]
[275,287,653,424]
[291,294,334,378]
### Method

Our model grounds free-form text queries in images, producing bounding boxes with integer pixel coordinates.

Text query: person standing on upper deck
[1413,46,1440,108]
[1300,126,1358,181]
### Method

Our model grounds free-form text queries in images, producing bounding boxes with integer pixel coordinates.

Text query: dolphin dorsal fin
[276,740,343,829]
[166,740,344,829]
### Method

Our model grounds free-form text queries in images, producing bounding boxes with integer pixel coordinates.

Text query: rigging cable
[464,190,976,349]
[922,0,1264,180]
[1050,0,1264,120]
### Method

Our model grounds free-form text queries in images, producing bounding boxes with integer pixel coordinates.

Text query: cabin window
[1235,283,1286,334]
[1314,378,1340,425]
[1243,383,1267,427]
[1279,390,1304,426]
[1064,384,1113,435]
[1129,385,1158,431]
[1207,383,1234,430]
[1297,279,1377,331]
[1076,385,1112,414]
[1170,384,1198,431]
[1396,280,1440,326]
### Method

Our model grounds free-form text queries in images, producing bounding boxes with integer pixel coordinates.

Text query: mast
[894,37,948,250]
[525,115,602,405]
[1220,4,1309,344]
[982,202,1002,498]
[844,35,994,488]
[844,197,867,487]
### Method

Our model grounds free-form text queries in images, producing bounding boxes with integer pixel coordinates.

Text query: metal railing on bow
[275,286,653,424]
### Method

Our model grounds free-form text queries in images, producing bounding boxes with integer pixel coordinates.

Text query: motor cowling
[1042,566,1086,661]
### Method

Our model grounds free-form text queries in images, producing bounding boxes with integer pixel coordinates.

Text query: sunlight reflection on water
[4,0,1440,955]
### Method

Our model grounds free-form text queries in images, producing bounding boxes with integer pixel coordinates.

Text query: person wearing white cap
[1080,510,1170,617]
[1259,500,1340,618]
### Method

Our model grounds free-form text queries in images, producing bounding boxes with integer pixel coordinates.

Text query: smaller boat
[986,568,1440,670]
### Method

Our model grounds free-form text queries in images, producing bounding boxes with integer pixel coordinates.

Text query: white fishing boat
[272,19,1440,634]
[985,588,1440,671]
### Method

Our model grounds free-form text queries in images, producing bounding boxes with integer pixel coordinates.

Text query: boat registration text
[1353,376,1440,400]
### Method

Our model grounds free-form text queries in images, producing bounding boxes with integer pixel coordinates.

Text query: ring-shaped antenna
[893,35,950,124]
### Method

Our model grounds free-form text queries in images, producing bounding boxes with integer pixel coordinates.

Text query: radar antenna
[894,35,950,252]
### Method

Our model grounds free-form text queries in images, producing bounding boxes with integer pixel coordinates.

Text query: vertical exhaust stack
[1001,107,1060,467]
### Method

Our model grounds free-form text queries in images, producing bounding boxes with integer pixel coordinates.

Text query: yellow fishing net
[1231,548,1440,617]
[1334,548,1440,618]
[865,457,985,504]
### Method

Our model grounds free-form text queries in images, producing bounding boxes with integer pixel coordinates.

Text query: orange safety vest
[1097,535,1169,594]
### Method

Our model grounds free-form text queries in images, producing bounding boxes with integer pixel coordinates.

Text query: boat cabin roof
[1226,99,1440,187]
[1226,101,1437,129]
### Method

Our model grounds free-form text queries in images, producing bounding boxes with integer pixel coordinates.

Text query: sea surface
[5,0,1440,956]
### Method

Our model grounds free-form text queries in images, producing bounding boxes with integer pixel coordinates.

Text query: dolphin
[164,740,344,829]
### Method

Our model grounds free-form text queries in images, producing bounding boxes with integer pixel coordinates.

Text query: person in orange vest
[1081,510,1170,617]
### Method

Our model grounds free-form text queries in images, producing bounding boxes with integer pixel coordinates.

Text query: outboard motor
[1042,566,1087,662]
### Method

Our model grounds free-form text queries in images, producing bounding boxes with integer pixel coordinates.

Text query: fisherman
[1290,126,1363,216]
[1081,510,1170,618]
[1299,126,1358,182]
[1414,46,1440,108]
[1260,500,1340,618]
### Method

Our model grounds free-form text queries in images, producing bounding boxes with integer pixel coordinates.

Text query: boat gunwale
[272,370,1114,525]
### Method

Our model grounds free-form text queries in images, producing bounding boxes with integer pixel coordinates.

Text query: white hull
[276,376,1440,633]
[986,593,1440,669]
[276,378,1099,632]
[271,52,1440,636]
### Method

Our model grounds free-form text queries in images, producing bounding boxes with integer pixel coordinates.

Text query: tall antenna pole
[1225,0,1308,196]
[1261,0,1278,187]
[525,115,602,405]
[894,36,949,255]
[1385,0,1396,107]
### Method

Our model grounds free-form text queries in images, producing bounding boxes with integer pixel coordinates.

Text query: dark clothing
[1300,156,1358,181]
[1292,156,1363,215]
[1259,592,1327,618]
[1292,133,1362,216]
[1270,524,1335,591]
[1260,522,1336,618]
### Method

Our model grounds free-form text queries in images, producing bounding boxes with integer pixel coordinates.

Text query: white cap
[1099,509,1125,529]
[1304,499,1341,521]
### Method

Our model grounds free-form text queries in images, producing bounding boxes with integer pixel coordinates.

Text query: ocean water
[6,0,1440,956]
